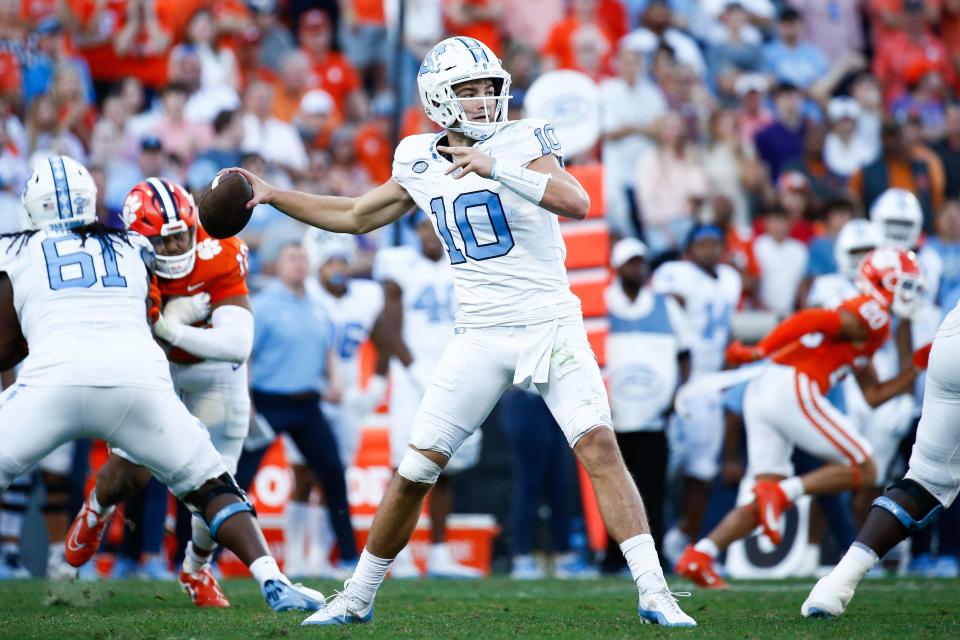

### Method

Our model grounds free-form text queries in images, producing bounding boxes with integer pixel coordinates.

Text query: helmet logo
[122,193,142,228]
[419,43,447,76]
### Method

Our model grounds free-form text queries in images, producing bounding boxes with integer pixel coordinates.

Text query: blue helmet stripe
[456,37,483,63]
[49,157,74,220]
[470,38,489,62]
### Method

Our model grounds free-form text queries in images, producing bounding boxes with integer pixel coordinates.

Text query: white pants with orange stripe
[743,364,873,477]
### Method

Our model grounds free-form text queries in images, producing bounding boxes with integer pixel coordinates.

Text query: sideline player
[70,177,255,607]
[676,248,929,588]
[225,37,696,627]
[1,156,322,611]
[652,225,742,564]
[801,296,958,618]
[374,211,483,579]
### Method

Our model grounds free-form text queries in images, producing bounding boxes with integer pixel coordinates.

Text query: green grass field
[1,577,957,639]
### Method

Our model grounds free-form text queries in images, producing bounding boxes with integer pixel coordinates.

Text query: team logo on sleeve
[412,161,429,174]
[197,238,223,261]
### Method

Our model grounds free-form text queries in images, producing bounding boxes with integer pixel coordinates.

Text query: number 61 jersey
[392,118,581,328]
[0,229,171,388]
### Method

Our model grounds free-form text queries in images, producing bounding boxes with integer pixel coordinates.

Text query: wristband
[491,159,549,205]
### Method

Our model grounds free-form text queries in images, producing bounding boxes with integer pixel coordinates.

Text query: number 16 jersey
[392,118,581,328]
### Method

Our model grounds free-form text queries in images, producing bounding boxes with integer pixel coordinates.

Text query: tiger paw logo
[122,193,142,227]
[197,238,222,261]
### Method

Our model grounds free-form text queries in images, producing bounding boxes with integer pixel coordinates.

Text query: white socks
[249,555,287,587]
[694,538,720,559]
[779,477,805,502]
[831,542,878,588]
[345,548,393,605]
[183,541,212,574]
[620,534,664,590]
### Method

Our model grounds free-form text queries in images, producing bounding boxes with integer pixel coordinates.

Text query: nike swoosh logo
[65,523,86,553]
[187,282,206,292]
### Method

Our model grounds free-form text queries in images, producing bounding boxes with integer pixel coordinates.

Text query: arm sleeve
[755,307,842,354]
[168,305,254,365]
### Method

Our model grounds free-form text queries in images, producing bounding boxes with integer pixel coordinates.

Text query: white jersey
[0,229,170,388]
[651,261,741,376]
[374,245,455,369]
[807,273,859,309]
[392,119,581,328]
[312,278,385,388]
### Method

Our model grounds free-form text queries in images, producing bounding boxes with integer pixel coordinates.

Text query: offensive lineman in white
[802,297,960,619]
[374,211,484,579]
[226,37,696,627]
[0,156,324,611]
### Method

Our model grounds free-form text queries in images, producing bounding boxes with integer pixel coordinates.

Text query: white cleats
[510,555,544,580]
[801,574,853,620]
[637,572,697,628]
[426,543,482,579]
[301,581,374,626]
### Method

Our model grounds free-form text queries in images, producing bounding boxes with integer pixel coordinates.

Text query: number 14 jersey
[392,118,581,328]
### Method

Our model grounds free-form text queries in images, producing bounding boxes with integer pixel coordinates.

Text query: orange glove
[725,340,765,365]
[148,277,162,323]
[913,343,932,370]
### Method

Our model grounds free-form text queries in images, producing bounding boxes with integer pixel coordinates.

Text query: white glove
[162,293,212,326]
[342,374,388,416]
[152,312,181,344]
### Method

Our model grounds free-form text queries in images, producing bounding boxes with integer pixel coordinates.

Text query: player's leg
[174,366,250,605]
[803,341,960,619]
[303,329,511,626]
[676,371,794,587]
[668,393,724,560]
[98,385,323,612]
[537,321,694,627]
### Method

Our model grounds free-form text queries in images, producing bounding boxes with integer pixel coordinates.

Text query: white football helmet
[834,219,885,280]
[417,37,512,141]
[21,155,97,231]
[305,227,357,271]
[869,188,923,250]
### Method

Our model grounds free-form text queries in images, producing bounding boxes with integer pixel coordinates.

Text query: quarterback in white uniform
[0,156,323,612]
[374,211,483,579]
[228,37,695,627]
[651,225,742,563]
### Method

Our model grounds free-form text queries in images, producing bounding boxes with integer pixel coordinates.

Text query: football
[198,172,254,239]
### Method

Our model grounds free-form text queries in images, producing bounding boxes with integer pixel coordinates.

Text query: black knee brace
[187,473,256,540]
[872,478,944,532]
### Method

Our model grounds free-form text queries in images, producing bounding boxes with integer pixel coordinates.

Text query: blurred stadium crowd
[2,0,960,582]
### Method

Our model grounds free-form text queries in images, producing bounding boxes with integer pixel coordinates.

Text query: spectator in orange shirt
[354,94,393,184]
[873,0,957,105]
[850,119,945,233]
[297,8,364,122]
[540,0,614,73]
[112,0,176,88]
[271,49,315,123]
[444,0,504,58]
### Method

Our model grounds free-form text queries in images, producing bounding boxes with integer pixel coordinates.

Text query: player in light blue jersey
[227,36,696,628]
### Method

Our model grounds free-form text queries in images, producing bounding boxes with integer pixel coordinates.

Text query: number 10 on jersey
[429,189,515,264]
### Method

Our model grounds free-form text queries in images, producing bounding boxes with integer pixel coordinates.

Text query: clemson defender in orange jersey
[676,248,933,589]
[65,178,255,608]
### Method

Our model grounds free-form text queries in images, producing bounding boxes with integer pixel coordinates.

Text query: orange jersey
[773,294,890,394]
[160,227,250,363]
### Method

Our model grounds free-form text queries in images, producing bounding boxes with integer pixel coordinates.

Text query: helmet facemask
[880,219,921,250]
[443,77,511,141]
[890,272,925,318]
[149,221,197,279]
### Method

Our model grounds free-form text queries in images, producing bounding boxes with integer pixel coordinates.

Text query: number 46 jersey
[392,118,581,328]
[0,229,171,388]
